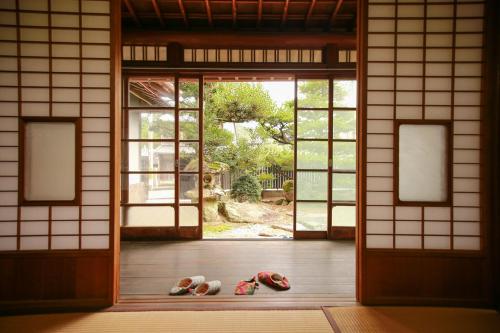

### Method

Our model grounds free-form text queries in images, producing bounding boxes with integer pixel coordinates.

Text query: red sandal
[234,276,259,295]
[257,272,290,290]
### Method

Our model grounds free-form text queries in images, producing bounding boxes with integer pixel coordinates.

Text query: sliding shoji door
[121,76,203,240]
[359,0,491,305]
[0,0,119,307]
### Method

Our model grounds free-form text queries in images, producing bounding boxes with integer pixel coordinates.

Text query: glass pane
[128,77,175,107]
[128,110,175,140]
[399,124,448,202]
[332,205,356,227]
[296,202,327,231]
[333,80,357,108]
[179,142,199,171]
[128,173,175,203]
[180,206,198,226]
[297,79,329,108]
[124,206,174,227]
[296,171,327,200]
[126,142,174,172]
[180,111,199,140]
[332,173,356,201]
[297,110,328,139]
[297,141,328,169]
[332,142,356,171]
[180,174,199,203]
[332,111,356,139]
[24,122,76,201]
[180,79,199,108]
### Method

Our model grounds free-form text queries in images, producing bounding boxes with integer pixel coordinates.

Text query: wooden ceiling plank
[257,0,263,28]
[328,0,345,29]
[281,0,290,28]
[151,0,166,28]
[232,0,237,28]
[204,0,214,27]
[123,0,142,28]
[177,0,189,28]
[304,0,317,29]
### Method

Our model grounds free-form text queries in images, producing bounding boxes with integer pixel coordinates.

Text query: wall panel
[360,0,492,305]
[0,0,117,309]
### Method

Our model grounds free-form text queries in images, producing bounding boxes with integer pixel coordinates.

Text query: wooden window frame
[394,119,453,207]
[19,117,82,206]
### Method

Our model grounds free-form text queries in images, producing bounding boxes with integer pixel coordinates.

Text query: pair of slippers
[169,276,221,296]
[235,272,290,295]
[169,271,290,296]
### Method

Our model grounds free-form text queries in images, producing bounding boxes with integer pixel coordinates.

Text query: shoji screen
[0,0,112,251]
[360,0,492,305]
[364,0,484,251]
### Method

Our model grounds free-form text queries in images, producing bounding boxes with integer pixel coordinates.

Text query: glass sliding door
[294,77,357,239]
[121,75,203,239]
[294,78,331,238]
[331,79,357,239]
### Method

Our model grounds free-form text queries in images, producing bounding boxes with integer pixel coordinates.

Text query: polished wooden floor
[120,240,355,301]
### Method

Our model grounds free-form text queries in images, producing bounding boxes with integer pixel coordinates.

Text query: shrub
[282,179,294,202]
[282,179,294,193]
[231,175,262,202]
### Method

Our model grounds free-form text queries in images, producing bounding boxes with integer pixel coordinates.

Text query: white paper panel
[81,235,108,249]
[51,220,79,234]
[366,235,393,249]
[82,220,109,234]
[366,220,392,234]
[424,236,450,250]
[125,206,174,227]
[395,235,420,249]
[51,236,79,249]
[179,206,199,227]
[20,236,48,250]
[453,236,480,250]
[398,124,448,202]
[0,237,16,250]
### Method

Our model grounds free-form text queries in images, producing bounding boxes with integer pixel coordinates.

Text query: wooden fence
[220,166,293,190]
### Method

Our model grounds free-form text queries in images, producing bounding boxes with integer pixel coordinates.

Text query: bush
[282,179,294,193]
[282,179,294,202]
[231,175,262,202]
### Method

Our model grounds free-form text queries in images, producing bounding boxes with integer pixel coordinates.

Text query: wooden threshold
[114,295,357,311]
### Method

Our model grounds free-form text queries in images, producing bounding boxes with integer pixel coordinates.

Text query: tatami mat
[324,306,500,333]
[0,310,333,333]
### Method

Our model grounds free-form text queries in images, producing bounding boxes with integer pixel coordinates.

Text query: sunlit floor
[120,240,355,299]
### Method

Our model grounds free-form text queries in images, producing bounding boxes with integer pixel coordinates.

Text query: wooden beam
[123,30,356,48]
[304,0,317,28]
[177,0,189,28]
[204,0,213,27]
[151,0,166,28]
[281,0,290,28]
[328,0,344,29]
[123,0,142,28]
[232,0,237,28]
[257,0,263,28]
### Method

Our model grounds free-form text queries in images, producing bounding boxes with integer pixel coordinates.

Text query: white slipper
[169,275,205,295]
[193,280,221,296]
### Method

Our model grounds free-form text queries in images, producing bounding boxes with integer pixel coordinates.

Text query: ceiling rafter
[204,0,214,27]
[123,0,142,28]
[177,0,189,28]
[281,0,290,28]
[328,0,344,29]
[257,0,263,28]
[304,0,317,28]
[232,0,237,28]
[151,0,166,28]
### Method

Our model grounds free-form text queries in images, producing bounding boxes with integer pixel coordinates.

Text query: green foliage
[204,224,233,234]
[282,179,294,193]
[231,175,262,202]
[205,82,274,123]
[257,173,274,183]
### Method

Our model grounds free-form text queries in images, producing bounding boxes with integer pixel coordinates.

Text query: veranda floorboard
[120,240,356,299]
